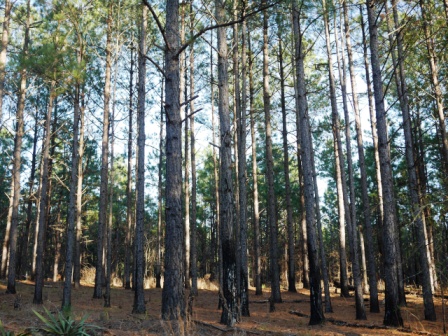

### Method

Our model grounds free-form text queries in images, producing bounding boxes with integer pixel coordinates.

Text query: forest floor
[0,278,447,335]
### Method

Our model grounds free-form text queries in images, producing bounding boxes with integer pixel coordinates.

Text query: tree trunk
[279,35,296,294]
[180,2,190,291]
[388,0,436,320]
[323,4,349,299]
[124,45,134,290]
[216,0,238,326]
[6,2,30,293]
[343,0,379,313]
[1,175,13,279]
[366,0,403,327]
[162,0,186,320]
[17,107,39,278]
[189,0,197,296]
[132,4,147,315]
[292,1,324,325]
[73,86,85,290]
[156,58,164,290]
[262,1,281,305]
[419,0,448,172]
[248,33,262,296]
[33,84,55,304]
[333,4,366,319]
[93,0,113,300]
[238,13,250,316]
[0,0,12,123]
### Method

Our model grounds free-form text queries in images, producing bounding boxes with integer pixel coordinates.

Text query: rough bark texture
[6,7,30,293]
[293,1,324,325]
[333,5,366,320]
[263,1,281,304]
[33,87,54,304]
[238,16,250,316]
[93,0,113,300]
[216,0,238,326]
[388,0,436,320]
[343,1,379,313]
[133,5,147,315]
[124,45,134,290]
[162,0,185,320]
[156,64,164,290]
[248,34,262,296]
[189,3,198,295]
[279,36,296,294]
[323,5,349,299]
[0,0,11,123]
[366,1,403,327]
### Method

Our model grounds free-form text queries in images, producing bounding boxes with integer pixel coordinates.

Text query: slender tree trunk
[124,45,134,290]
[62,79,81,311]
[216,0,238,326]
[279,36,296,294]
[105,59,118,308]
[343,0,379,313]
[333,3,366,319]
[52,210,61,283]
[238,13,250,316]
[360,5,384,270]
[93,0,113,300]
[262,1,281,305]
[156,60,164,290]
[419,0,448,171]
[189,1,197,296]
[366,0,403,326]
[248,33,262,296]
[33,85,55,304]
[17,107,39,278]
[1,180,13,279]
[388,0,436,320]
[162,0,186,320]
[323,5,349,299]
[0,0,12,124]
[132,4,147,314]
[73,87,84,290]
[6,2,30,293]
[293,1,324,325]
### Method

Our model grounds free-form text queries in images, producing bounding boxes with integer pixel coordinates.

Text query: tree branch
[175,1,279,58]
[144,55,166,77]
[142,0,169,49]
[182,108,203,123]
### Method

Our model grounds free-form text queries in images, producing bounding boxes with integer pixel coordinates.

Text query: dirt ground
[0,279,446,335]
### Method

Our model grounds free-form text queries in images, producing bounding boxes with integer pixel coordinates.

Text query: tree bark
[156,58,164,290]
[248,33,262,296]
[33,85,55,304]
[93,0,113,300]
[0,0,12,124]
[162,0,186,320]
[132,4,147,314]
[279,35,296,294]
[238,13,250,316]
[262,1,281,305]
[216,0,238,326]
[74,87,84,290]
[292,0,324,325]
[6,2,30,293]
[366,0,403,327]
[323,4,349,299]
[189,0,197,296]
[388,0,436,320]
[124,45,135,290]
[343,0,379,313]
[333,3,366,319]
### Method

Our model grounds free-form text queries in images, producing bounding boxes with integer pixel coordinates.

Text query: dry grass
[0,277,446,335]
